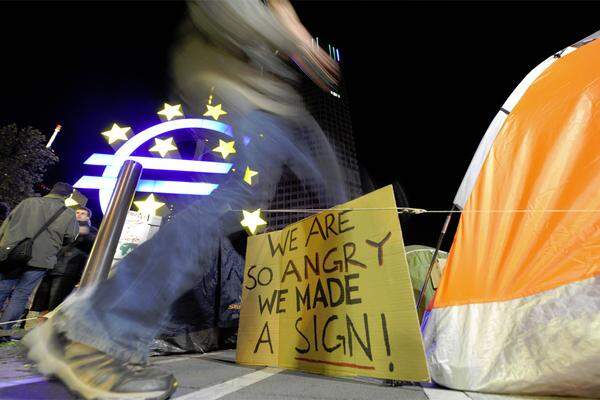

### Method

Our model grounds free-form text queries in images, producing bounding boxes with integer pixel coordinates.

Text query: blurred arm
[268,0,340,91]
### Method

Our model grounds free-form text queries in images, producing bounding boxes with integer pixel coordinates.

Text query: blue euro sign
[74,118,234,214]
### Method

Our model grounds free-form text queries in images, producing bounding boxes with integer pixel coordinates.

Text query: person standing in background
[31,206,97,321]
[0,183,78,330]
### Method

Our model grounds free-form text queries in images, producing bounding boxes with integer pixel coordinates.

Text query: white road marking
[464,392,575,400]
[175,367,283,399]
[424,388,472,400]
[0,376,48,389]
[152,351,227,365]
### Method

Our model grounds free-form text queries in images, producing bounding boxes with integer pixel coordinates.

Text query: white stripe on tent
[454,110,507,208]
[453,46,579,209]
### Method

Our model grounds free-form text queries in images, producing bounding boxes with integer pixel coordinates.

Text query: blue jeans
[0,267,47,330]
[58,111,347,363]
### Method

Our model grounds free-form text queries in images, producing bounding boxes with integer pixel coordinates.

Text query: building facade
[266,51,362,231]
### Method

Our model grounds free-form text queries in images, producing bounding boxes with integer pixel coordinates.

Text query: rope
[0,317,39,326]
[236,207,428,214]
[233,207,600,215]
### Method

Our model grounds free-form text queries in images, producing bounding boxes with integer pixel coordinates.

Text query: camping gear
[405,245,448,319]
[422,32,600,397]
[151,235,244,355]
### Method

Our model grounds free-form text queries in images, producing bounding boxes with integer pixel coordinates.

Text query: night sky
[2,1,599,248]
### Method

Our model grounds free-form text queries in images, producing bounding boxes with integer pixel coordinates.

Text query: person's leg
[22,123,284,399]
[23,111,344,399]
[44,111,291,363]
[47,274,78,311]
[22,201,231,399]
[0,268,46,329]
[54,197,240,361]
[30,274,51,314]
[30,277,53,325]
[0,274,18,319]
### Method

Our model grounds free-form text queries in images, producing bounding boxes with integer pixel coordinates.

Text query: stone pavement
[0,341,588,400]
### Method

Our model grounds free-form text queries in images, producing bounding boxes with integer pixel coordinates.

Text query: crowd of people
[0,182,97,337]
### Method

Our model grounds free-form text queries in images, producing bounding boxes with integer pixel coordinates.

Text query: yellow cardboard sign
[236,186,429,381]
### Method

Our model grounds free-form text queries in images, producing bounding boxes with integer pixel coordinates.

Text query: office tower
[266,43,362,231]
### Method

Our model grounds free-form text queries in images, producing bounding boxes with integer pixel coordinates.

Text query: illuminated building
[266,43,362,230]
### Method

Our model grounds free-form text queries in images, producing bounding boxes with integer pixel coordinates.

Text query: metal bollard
[79,160,143,287]
[416,206,455,321]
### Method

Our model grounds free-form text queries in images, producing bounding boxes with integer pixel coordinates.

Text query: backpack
[0,206,67,268]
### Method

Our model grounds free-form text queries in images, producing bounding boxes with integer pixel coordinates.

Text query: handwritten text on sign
[236,186,429,380]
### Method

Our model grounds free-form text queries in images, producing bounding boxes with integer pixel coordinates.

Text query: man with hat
[0,182,78,330]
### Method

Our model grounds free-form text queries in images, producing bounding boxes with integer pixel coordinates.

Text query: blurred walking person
[24,2,346,399]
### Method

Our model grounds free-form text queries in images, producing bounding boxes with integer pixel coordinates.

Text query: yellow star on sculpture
[243,166,258,185]
[101,123,131,144]
[203,103,228,120]
[240,209,267,235]
[212,139,236,159]
[157,103,183,121]
[134,194,165,216]
[149,137,178,158]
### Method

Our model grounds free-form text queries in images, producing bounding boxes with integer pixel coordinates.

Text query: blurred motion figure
[24,2,347,399]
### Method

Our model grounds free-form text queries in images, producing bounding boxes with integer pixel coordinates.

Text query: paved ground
[0,342,588,400]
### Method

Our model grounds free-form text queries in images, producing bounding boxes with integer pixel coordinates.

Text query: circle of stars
[97,97,267,233]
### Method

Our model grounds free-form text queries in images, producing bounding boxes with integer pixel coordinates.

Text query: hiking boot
[22,319,178,400]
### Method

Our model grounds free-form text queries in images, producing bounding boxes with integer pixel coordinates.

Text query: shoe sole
[23,323,177,400]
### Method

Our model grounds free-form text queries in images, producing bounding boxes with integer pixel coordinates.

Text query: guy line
[232,208,600,215]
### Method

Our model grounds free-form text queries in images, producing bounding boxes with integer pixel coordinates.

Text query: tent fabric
[424,37,600,397]
[425,275,600,397]
[455,29,600,209]
[453,45,579,208]
[405,245,448,316]
[151,236,244,355]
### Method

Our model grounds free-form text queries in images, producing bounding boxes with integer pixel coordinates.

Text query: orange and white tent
[423,32,600,397]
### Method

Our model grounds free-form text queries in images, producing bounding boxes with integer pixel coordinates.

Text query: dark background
[1,1,599,248]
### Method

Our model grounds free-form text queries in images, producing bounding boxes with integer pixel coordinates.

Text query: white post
[46,124,62,148]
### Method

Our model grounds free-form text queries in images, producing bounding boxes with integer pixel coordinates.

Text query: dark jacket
[52,226,97,276]
[0,195,78,269]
